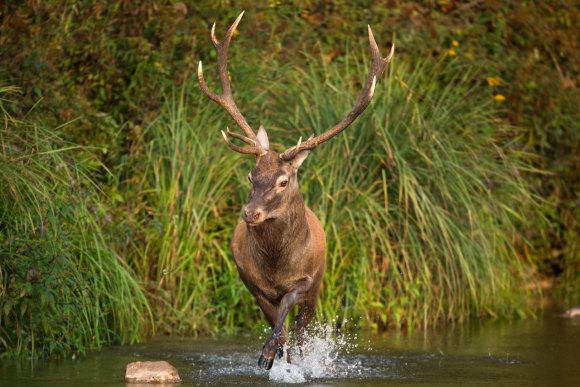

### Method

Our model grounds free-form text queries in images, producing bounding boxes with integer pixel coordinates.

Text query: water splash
[268,322,363,383]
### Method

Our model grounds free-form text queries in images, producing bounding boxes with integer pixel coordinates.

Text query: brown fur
[231,150,325,368]
[197,12,393,370]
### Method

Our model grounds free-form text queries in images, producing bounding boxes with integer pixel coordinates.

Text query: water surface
[2,315,579,386]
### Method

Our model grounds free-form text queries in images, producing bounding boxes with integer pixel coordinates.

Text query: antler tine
[225,127,257,146]
[280,26,394,161]
[222,128,265,156]
[215,11,244,97]
[198,11,263,154]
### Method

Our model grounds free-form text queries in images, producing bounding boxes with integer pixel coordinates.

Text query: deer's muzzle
[243,206,264,225]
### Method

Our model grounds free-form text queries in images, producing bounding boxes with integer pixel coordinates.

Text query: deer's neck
[247,194,309,261]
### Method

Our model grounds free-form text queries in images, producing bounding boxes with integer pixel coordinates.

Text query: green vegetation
[130,89,253,334]
[0,1,577,358]
[272,56,542,329]
[0,87,150,359]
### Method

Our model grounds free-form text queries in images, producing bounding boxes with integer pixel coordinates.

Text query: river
[1,313,579,386]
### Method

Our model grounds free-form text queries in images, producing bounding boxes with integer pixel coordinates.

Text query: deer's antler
[198,11,266,156]
[279,26,394,161]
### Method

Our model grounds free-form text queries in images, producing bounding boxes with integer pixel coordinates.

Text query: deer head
[198,11,394,226]
[242,141,309,225]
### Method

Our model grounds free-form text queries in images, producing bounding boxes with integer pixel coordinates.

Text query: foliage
[128,88,259,334]
[112,54,541,334]
[272,55,542,328]
[1,0,575,285]
[0,87,150,359]
[0,0,577,358]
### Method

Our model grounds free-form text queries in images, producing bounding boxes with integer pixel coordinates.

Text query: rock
[563,307,580,318]
[125,361,181,384]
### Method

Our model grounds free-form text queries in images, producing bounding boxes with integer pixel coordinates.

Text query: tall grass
[128,84,260,334]
[0,44,545,358]
[0,87,150,359]
[126,52,542,334]
[267,54,542,329]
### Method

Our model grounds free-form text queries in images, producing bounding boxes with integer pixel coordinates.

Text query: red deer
[197,12,393,370]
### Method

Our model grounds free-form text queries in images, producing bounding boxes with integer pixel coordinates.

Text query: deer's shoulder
[305,207,325,253]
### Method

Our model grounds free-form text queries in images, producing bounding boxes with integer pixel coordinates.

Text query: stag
[198,12,393,370]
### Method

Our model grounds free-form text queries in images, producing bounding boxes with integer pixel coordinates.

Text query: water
[1,315,579,386]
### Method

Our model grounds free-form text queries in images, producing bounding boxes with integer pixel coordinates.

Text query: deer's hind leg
[295,299,317,353]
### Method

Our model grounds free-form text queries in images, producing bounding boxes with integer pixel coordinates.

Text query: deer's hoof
[258,354,274,370]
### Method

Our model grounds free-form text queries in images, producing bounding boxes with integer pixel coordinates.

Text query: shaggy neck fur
[247,191,309,264]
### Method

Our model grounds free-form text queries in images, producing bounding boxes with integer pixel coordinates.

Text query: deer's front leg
[254,293,289,361]
[258,278,312,370]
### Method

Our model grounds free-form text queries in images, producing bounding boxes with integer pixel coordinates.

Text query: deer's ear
[256,125,269,150]
[290,150,310,169]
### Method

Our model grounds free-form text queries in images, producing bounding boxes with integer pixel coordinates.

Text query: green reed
[265,54,542,329]
[129,51,542,333]
[129,84,260,334]
[0,43,545,358]
[0,87,150,359]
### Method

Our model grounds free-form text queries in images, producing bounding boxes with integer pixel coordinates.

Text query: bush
[0,0,576,357]
[0,88,150,359]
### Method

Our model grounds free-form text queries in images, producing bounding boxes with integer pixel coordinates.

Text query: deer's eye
[248,174,252,183]
[279,180,288,188]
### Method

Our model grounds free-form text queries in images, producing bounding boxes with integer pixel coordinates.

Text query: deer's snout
[243,207,263,225]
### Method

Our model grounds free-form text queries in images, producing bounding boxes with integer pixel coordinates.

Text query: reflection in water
[1,315,579,386]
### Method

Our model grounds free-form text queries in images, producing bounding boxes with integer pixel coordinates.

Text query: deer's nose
[243,208,262,224]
